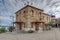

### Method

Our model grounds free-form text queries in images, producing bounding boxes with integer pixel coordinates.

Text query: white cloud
[56,6,60,11]
[55,13,60,18]
[0,0,60,26]
[0,16,11,21]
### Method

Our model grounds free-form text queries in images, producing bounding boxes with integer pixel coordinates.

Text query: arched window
[31,10,34,13]
[47,17,48,21]
[19,12,21,17]
[31,10,34,16]
[16,14,18,16]
[43,16,44,20]
[23,11,26,17]
[19,12,21,14]
[16,14,18,20]
[39,12,42,20]
[23,11,25,13]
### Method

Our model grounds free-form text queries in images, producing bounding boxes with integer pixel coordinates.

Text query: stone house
[15,5,52,31]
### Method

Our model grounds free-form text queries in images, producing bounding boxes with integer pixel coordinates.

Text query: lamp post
[10,16,14,27]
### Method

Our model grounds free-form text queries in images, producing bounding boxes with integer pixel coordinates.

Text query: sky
[0,0,60,26]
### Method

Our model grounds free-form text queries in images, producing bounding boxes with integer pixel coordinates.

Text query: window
[47,17,48,21]
[19,12,21,17]
[19,12,21,14]
[23,11,25,13]
[16,14,18,20]
[31,10,34,13]
[16,14,18,16]
[43,16,44,20]
[23,11,26,17]
[31,10,34,16]
[39,12,42,20]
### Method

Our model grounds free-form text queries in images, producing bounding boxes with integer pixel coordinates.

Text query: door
[19,23,22,30]
[19,23,25,30]
[35,23,39,31]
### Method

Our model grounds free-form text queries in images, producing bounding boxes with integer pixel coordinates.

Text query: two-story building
[15,5,52,31]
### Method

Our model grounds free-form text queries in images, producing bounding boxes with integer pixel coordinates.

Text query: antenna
[27,2,29,5]
[24,2,29,5]
[31,0,33,5]
[24,3,26,5]
[31,2,33,5]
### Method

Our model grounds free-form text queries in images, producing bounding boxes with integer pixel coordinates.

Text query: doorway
[35,23,39,31]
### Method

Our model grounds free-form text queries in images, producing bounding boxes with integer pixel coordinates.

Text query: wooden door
[35,23,39,31]
[19,23,22,30]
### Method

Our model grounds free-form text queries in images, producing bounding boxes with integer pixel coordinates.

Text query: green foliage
[0,25,1,27]
[56,18,60,24]
[8,26,15,32]
[0,27,6,33]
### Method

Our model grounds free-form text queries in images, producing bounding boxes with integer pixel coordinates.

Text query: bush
[0,27,6,33]
[8,26,15,32]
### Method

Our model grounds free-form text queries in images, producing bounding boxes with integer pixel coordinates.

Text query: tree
[56,18,60,27]
[8,26,15,32]
[0,27,6,33]
[0,25,1,27]
[56,18,60,24]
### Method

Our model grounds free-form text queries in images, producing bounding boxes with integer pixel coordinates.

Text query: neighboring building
[51,15,55,22]
[55,18,60,28]
[15,5,52,31]
[51,15,56,27]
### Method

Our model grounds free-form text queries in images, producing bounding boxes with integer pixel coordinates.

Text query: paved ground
[0,28,60,40]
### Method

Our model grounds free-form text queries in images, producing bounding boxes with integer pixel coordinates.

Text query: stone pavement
[0,28,60,40]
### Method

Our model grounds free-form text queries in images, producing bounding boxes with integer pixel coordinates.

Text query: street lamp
[10,16,14,27]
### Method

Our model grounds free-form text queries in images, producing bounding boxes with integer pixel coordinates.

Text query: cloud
[56,6,60,11]
[54,12,60,18]
[0,0,60,26]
